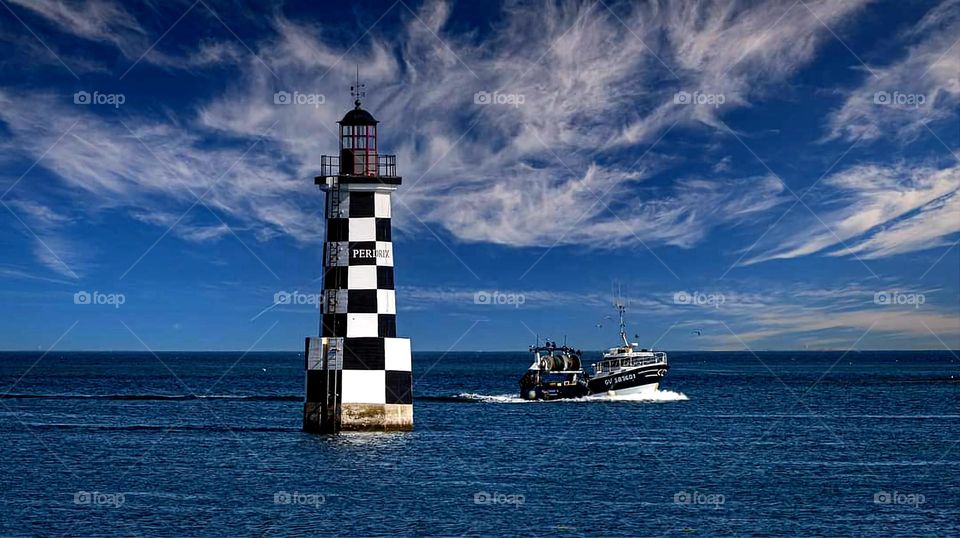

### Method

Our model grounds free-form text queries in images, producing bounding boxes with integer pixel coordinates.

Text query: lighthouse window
[337,123,380,175]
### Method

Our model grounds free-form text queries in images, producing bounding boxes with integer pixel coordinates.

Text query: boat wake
[21,423,298,432]
[4,391,689,404]
[423,390,689,404]
[603,389,688,402]
[0,393,301,401]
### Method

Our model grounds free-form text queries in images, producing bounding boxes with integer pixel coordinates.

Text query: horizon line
[0,348,956,354]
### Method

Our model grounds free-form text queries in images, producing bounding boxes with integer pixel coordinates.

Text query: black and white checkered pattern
[315,188,412,406]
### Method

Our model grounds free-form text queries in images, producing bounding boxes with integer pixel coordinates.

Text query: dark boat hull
[587,363,668,395]
[519,377,589,401]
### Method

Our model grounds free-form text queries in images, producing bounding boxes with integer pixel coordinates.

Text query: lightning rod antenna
[350,65,366,108]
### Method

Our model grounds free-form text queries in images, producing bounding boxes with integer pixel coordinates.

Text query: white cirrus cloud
[0,89,324,247]
[744,162,960,264]
[1,199,84,279]
[827,0,960,142]
[197,0,864,247]
[4,0,247,71]
[661,280,960,349]
[13,0,958,279]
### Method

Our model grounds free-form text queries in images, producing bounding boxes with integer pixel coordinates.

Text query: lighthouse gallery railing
[320,154,397,178]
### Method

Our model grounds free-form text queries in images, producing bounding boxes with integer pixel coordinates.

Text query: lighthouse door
[340,147,354,176]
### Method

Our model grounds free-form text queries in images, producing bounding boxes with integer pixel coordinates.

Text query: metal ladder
[323,179,343,432]
[325,179,343,316]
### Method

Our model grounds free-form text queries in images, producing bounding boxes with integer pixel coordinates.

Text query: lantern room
[339,101,378,177]
[317,96,398,183]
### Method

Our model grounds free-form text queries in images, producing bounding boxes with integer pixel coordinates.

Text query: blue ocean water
[0,350,958,536]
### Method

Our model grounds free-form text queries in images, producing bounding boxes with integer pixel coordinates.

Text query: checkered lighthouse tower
[303,86,413,433]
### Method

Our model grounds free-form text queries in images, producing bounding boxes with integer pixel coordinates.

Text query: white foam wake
[454,390,688,403]
[455,393,526,403]
[600,389,689,402]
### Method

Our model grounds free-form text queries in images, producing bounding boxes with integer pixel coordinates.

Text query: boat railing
[594,352,667,373]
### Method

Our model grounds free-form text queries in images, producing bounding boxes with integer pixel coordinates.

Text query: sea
[0,350,957,537]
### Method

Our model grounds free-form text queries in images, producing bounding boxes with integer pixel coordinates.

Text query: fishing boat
[518,301,668,400]
[519,341,590,400]
[587,302,669,397]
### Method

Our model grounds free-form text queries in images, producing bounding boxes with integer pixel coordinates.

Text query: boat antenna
[350,65,365,108]
[613,283,628,348]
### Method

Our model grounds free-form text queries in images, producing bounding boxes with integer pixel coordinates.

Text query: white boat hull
[604,381,661,398]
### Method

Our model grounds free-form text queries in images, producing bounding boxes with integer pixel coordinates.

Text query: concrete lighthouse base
[302,403,412,433]
[340,403,413,431]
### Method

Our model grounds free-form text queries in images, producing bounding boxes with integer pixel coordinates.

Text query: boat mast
[614,284,629,348]
[617,303,629,347]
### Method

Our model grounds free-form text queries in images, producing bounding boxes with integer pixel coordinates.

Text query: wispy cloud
[197,0,862,248]
[130,211,232,243]
[6,199,71,227]
[0,89,322,247]
[745,162,960,263]
[400,285,629,309]
[2,199,84,279]
[7,0,147,58]
[1,0,827,258]
[4,0,246,72]
[621,0,869,143]
[664,281,960,349]
[0,0,953,276]
[404,280,960,349]
[828,0,960,142]
[0,264,78,286]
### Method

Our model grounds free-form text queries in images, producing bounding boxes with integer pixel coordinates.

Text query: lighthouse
[303,84,413,433]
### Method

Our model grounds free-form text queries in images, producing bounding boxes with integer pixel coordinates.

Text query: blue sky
[0,0,958,352]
